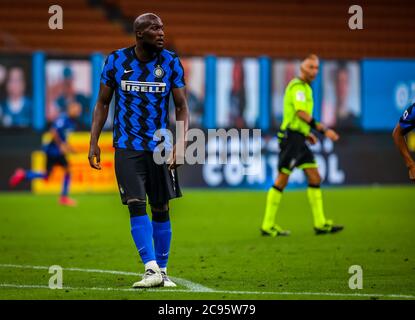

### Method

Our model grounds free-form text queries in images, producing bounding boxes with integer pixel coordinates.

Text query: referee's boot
[314,220,344,235]
[261,225,291,237]
[132,268,163,288]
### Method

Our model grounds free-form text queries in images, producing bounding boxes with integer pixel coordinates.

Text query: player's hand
[167,145,178,170]
[67,145,77,154]
[59,143,70,154]
[325,129,340,142]
[88,143,101,170]
[167,144,184,170]
[408,163,415,181]
[306,132,318,145]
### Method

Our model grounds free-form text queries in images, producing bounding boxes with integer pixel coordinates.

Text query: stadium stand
[115,0,415,58]
[0,0,131,54]
[0,0,414,58]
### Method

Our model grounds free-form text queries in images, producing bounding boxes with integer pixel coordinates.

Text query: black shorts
[46,154,68,173]
[114,148,182,206]
[278,129,317,175]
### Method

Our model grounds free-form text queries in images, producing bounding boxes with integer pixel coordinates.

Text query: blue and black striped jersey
[101,46,185,151]
[44,114,76,157]
[399,102,415,135]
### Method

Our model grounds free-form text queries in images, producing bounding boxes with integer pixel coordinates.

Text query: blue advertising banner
[362,59,415,130]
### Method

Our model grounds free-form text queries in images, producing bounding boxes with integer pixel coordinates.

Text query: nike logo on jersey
[124,69,133,74]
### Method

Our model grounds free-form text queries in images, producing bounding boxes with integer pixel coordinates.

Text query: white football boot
[132,268,163,288]
[161,271,177,287]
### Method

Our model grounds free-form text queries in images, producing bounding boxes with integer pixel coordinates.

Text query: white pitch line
[1,283,415,299]
[1,264,414,299]
[0,263,213,293]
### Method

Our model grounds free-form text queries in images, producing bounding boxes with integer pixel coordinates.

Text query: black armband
[308,118,326,134]
[317,126,327,134]
[308,118,317,129]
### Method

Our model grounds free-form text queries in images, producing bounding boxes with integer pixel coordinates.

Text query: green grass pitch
[0,186,414,300]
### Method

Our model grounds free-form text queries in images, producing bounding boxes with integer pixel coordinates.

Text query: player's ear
[136,31,143,40]
[300,62,306,73]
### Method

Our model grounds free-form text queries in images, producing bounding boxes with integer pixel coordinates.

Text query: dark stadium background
[1,0,414,192]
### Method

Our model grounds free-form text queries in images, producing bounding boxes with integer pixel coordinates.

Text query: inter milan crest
[153,66,164,78]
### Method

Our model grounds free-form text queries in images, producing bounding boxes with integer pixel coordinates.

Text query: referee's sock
[261,186,283,231]
[25,170,47,181]
[307,184,327,228]
[129,202,157,268]
[152,210,171,269]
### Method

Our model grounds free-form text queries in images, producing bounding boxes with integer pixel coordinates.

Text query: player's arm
[169,86,189,170]
[50,121,72,154]
[50,127,65,151]
[392,123,415,181]
[291,85,339,142]
[88,83,114,170]
[296,110,339,142]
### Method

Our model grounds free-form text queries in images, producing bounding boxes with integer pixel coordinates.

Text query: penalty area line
[0,263,213,293]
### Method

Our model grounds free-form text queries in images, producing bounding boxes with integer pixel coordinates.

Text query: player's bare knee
[127,198,147,217]
[307,175,321,187]
[274,174,289,191]
[273,182,287,192]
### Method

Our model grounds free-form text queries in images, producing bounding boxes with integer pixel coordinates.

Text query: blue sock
[61,173,70,196]
[152,220,172,269]
[130,215,156,265]
[25,170,47,181]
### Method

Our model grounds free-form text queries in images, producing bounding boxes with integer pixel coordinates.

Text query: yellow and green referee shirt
[280,77,313,136]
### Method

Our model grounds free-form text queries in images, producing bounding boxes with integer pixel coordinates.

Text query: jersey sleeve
[100,53,116,88]
[291,84,308,112]
[399,103,415,135]
[171,56,185,88]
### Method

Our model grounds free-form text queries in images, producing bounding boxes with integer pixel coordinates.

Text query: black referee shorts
[278,129,317,175]
[114,148,182,206]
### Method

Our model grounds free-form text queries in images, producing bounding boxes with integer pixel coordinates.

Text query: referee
[261,54,343,237]
[88,13,189,288]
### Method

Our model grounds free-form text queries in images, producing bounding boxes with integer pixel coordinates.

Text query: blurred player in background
[392,102,415,181]
[261,54,343,237]
[88,13,189,288]
[8,102,81,206]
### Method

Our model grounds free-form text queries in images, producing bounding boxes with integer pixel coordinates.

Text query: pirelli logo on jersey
[121,80,166,93]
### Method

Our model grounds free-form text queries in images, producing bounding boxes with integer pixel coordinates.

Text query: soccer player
[261,54,344,237]
[9,102,80,206]
[392,102,415,181]
[88,13,189,288]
